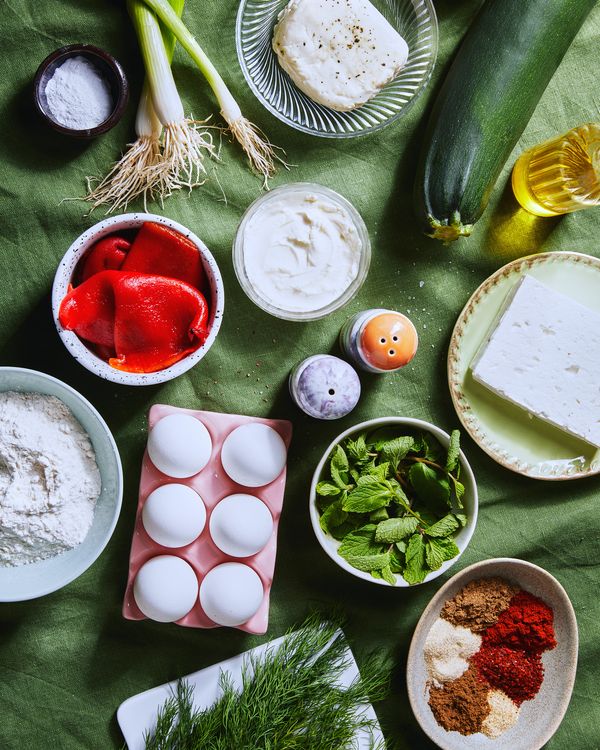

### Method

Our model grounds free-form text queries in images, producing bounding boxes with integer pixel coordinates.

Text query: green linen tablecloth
[0,1,599,748]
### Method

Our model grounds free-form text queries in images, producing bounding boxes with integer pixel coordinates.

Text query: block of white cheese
[272,0,409,112]
[471,275,600,448]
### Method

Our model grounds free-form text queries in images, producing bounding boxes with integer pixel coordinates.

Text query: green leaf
[380,436,415,470]
[403,534,427,585]
[390,482,411,506]
[375,516,419,543]
[329,517,364,540]
[330,445,350,488]
[422,433,445,463]
[350,468,361,483]
[337,525,380,556]
[445,430,461,472]
[425,539,446,570]
[316,481,341,497]
[319,500,348,534]
[389,546,405,573]
[380,565,397,585]
[452,478,465,509]
[363,461,391,481]
[369,507,390,523]
[425,514,460,538]
[342,476,394,513]
[455,513,467,527]
[409,462,451,508]
[346,433,369,463]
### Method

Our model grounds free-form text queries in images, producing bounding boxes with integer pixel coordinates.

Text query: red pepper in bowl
[80,236,130,282]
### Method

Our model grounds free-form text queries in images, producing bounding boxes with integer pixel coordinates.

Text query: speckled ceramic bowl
[0,367,122,601]
[309,417,478,587]
[52,213,224,386]
[407,558,578,750]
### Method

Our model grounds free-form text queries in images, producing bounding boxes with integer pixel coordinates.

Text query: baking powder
[45,55,113,130]
[0,392,101,567]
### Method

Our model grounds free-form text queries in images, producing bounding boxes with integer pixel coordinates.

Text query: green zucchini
[414,0,596,243]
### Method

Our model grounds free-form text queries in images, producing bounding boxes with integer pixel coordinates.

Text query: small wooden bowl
[407,558,578,749]
[33,43,129,138]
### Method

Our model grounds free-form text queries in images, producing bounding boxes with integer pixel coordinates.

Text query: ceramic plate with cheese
[448,252,600,480]
[236,0,438,137]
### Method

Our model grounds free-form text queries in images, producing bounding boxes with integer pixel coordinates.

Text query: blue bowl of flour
[0,367,122,601]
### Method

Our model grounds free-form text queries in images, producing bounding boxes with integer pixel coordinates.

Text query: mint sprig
[317,428,467,585]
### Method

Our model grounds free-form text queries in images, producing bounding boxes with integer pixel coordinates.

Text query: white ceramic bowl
[0,367,123,601]
[52,213,225,386]
[309,417,478,587]
[407,558,578,750]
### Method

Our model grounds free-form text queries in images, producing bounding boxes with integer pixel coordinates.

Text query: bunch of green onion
[86,0,283,212]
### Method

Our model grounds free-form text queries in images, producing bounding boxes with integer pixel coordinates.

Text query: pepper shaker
[340,309,418,373]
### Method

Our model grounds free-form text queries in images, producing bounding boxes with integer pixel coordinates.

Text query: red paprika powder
[482,591,556,652]
[473,645,544,705]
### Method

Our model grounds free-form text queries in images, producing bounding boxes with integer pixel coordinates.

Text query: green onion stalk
[85,0,214,212]
[139,0,285,185]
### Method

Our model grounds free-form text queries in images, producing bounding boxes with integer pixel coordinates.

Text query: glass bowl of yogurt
[233,183,371,321]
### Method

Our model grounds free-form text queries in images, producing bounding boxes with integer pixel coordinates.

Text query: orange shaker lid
[360,312,418,370]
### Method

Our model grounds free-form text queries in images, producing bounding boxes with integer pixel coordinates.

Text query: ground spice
[441,577,519,632]
[428,664,491,735]
[423,618,481,684]
[482,590,557,652]
[482,689,520,739]
[472,645,544,705]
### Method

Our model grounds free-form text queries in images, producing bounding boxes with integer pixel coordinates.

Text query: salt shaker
[289,355,361,420]
[340,309,418,373]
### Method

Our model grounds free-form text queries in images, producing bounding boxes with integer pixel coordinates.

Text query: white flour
[0,392,101,567]
[45,55,113,130]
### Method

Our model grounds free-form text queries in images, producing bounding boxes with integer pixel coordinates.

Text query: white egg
[209,494,273,557]
[142,484,206,548]
[199,562,264,627]
[133,555,198,623]
[147,414,212,478]
[220,424,287,487]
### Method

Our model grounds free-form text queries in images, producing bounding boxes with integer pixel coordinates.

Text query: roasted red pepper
[80,236,130,282]
[59,271,210,374]
[59,270,118,347]
[121,222,206,290]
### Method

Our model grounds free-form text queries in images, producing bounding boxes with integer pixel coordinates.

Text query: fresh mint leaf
[316,482,341,497]
[403,533,427,585]
[428,536,460,562]
[389,546,405,573]
[330,445,350,488]
[409,462,451,507]
[342,476,394,513]
[375,516,419,543]
[329,517,364,540]
[337,525,380,556]
[380,436,414,470]
[344,552,391,572]
[369,507,390,523]
[319,499,348,534]
[425,514,460,538]
[350,468,361,483]
[445,430,461,472]
[346,433,369,463]
[452,477,465,509]
[425,539,446,570]
[455,513,468,527]
[363,461,391,481]
[367,427,401,449]
[396,540,407,554]
[422,433,445,463]
[380,565,397,585]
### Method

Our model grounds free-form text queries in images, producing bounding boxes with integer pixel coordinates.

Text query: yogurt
[235,184,369,318]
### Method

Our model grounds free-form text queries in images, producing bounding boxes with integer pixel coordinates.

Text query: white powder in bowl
[0,391,101,567]
[45,55,113,130]
[423,617,482,685]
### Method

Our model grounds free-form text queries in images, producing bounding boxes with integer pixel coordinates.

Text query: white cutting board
[117,629,385,749]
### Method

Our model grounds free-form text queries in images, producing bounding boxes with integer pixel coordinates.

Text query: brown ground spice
[428,664,491,735]
[440,577,519,633]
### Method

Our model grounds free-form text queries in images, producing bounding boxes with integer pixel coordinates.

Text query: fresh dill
[144,615,391,749]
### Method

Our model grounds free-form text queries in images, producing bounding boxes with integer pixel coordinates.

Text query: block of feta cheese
[272,0,409,112]
[471,275,600,448]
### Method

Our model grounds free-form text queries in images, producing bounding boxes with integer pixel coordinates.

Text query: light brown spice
[441,577,519,633]
[428,665,491,735]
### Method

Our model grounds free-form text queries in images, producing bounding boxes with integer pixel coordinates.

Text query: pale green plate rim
[448,251,600,481]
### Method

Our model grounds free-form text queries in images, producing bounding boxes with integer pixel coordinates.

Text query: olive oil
[512,123,600,216]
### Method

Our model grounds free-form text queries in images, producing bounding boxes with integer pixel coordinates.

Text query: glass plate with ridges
[235,0,438,138]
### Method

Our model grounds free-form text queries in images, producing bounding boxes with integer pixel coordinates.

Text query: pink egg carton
[122,404,293,634]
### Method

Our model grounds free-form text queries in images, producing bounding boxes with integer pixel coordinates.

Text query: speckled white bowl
[0,367,123,601]
[407,558,578,750]
[309,417,478,587]
[52,213,224,386]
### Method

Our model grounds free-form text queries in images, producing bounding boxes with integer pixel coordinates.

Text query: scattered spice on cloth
[482,689,520,739]
[428,664,491,735]
[423,618,481,684]
[441,577,519,632]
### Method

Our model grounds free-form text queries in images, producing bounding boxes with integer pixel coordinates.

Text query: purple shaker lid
[296,355,361,420]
